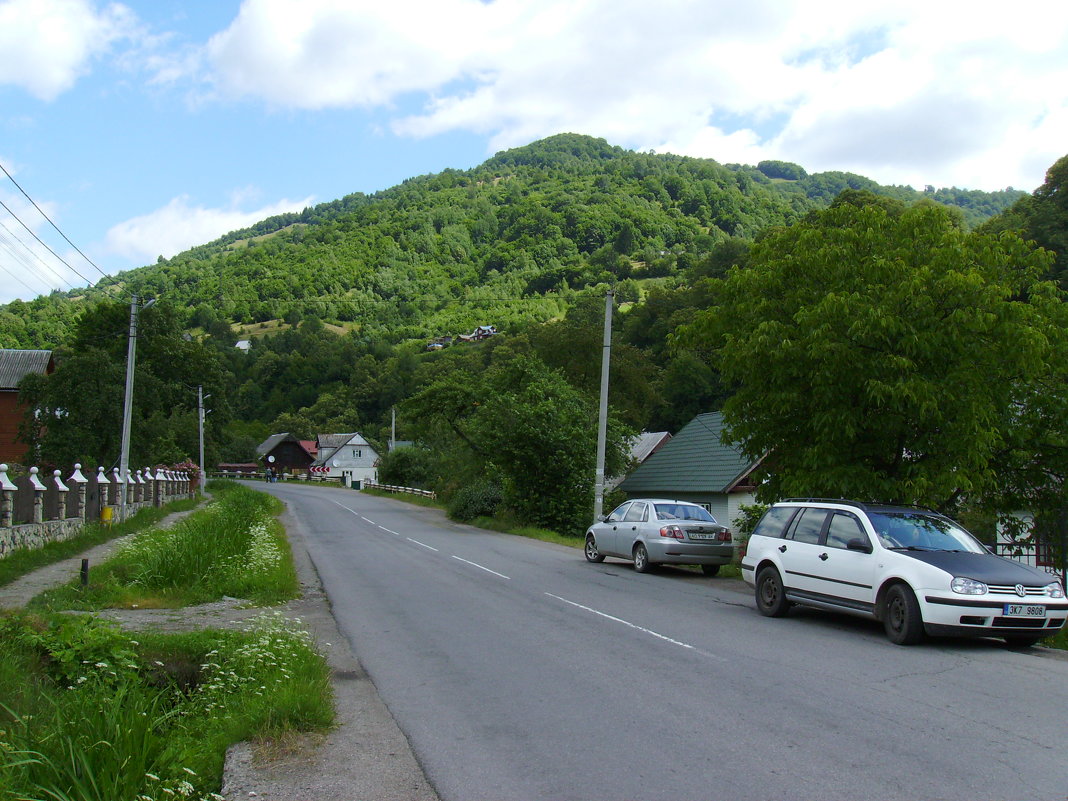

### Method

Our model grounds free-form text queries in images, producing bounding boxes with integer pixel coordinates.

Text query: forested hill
[1,133,1026,349]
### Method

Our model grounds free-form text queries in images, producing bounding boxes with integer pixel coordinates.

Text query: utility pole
[198,386,210,490]
[118,295,155,522]
[593,288,614,521]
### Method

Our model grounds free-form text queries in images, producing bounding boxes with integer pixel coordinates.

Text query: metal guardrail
[363,482,436,499]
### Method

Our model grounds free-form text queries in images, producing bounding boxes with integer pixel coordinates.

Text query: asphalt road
[262,483,1068,801]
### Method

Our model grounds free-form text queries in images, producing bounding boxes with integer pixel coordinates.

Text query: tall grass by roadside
[0,497,200,589]
[0,480,332,800]
[0,611,332,801]
[33,482,297,611]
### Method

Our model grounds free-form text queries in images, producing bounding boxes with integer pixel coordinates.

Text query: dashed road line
[451,556,510,580]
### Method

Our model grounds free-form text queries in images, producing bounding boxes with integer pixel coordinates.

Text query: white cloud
[197,0,1068,190]
[0,0,134,100]
[104,193,314,263]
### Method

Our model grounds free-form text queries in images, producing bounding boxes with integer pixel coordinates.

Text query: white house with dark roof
[312,432,379,486]
[617,412,763,527]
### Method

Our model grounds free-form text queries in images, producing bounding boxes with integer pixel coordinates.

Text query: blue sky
[1,0,1066,307]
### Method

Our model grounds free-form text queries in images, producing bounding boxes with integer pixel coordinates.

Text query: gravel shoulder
[0,498,439,801]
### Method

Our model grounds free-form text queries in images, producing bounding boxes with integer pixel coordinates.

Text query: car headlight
[951,576,988,595]
[1046,581,1065,599]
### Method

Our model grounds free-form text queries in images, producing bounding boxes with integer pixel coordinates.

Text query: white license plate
[688,532,712,540]
[1003,604,1046,617]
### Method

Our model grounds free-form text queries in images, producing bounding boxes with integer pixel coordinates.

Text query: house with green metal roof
[617,411,763,527]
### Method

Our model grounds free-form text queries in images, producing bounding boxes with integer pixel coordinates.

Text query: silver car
[584,499,734,576]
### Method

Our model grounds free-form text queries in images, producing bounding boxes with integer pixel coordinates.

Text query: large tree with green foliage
[679,196,1068,512]
[18,300,229,469]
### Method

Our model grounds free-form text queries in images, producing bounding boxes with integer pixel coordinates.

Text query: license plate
[1003,604,1046,617]
[688,531,712,540]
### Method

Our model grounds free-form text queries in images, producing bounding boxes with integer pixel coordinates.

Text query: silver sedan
[584,499,734,576]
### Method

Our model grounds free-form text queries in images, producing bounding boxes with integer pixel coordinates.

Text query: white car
[741,499,1068,646]
[585,499,733,576]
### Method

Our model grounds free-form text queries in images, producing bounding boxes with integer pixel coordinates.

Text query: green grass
[0,611,332,801]
[32,482,298,611]
[0,480,333,800]
[0,497,200,589]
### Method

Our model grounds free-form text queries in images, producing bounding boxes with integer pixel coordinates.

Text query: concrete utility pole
[198,386,210,490]
[593,288,614,521]
[118,295,155,522]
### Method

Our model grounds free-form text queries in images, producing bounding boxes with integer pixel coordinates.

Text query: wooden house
[0,349,54,464]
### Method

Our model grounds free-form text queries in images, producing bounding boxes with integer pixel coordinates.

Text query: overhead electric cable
[0,259,48,297]
[0,217,72,287]
[0,160,112,282]
[0,197,96,289]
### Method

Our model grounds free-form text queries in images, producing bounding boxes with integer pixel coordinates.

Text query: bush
[377,446,435,489]
[448,482,503,522]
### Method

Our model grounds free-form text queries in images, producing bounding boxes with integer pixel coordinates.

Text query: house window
[352,448,361,458]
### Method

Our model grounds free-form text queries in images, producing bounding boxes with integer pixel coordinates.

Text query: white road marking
[545,592,725,661]
[378,526,399,535]
[407,538,439,552]
[451,556,510,580]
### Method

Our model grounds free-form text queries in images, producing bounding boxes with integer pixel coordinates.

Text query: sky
[1,0,1066,307]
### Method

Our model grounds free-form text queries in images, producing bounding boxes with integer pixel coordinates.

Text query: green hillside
[0,134,1025,350]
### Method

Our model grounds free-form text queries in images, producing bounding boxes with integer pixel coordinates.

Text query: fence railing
[363,482,436,499]
[0,462,195,558]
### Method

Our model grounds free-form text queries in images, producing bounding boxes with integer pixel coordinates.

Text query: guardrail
[363,482,436,499]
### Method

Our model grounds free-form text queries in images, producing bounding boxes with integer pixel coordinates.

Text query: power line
[0,160,112,283]
[0,217,73,288]
[0,197,96,290]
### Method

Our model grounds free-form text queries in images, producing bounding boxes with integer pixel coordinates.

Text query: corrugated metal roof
[0,349,53,390]
[630,431,671,463]
[618,412,754,495]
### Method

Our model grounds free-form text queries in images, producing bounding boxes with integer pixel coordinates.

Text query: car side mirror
[595,514,606,523]
[847,538,873,554]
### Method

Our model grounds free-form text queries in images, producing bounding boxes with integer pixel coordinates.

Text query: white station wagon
[741,499,1068,646]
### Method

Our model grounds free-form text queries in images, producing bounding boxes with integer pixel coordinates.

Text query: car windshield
[868,512,986,553]
[654,503,717,523]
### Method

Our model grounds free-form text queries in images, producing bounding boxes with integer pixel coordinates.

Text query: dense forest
[6,134,1064,535]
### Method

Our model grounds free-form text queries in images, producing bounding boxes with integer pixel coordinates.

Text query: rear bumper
[646,540,734,565]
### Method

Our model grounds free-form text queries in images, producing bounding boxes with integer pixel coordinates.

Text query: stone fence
[0,463,195,559]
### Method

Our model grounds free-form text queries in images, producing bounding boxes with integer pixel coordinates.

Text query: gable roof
[256,432,295,456]
[618,412,757,495]
[0,349,54,390]
[312,432,377,466]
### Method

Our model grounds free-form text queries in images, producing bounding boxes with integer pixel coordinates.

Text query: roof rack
[781,498,869,509]
[780,498,939,514]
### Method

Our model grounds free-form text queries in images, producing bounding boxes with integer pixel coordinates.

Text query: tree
[678,200,1068,511]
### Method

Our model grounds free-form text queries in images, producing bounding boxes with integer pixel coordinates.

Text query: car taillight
[718,529,732,542]
[659,525,684,539]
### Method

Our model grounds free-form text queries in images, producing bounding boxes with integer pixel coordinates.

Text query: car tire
[633,543,653,573]
[884,584,924,645]
[584,534,606,563]
[755,565,790,617]
[701,564,720,577]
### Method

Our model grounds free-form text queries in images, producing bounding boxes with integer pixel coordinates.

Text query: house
[457,325,498,342]
[617,412,763,527]
[311,432,380,486]
[606,431,672,489]
[0,349,54,464]
[235,340,252,352]
[256,433,317,475]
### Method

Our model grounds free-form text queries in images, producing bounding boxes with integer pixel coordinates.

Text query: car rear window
[654,503,716,523]
[751,506,798,539]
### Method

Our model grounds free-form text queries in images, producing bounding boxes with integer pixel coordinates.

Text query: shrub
[449,481,503,521]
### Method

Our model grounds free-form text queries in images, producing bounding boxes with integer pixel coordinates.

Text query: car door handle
[778,545,787,553]
[819,552,828,561]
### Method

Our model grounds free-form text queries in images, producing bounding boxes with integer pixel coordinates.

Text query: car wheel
[584,534,606,563]
[633,543,653,573]
[884,584,924,645]
[701,564,720,577]
[755,565,790,617]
